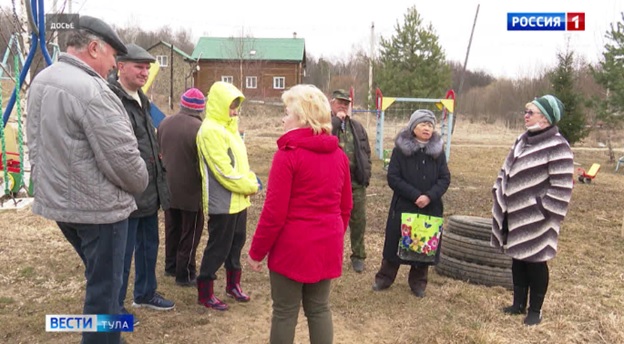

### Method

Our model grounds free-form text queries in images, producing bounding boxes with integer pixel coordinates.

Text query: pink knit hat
[180,88,206,110]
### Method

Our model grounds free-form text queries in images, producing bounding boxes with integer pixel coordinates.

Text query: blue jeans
[58,220,128,344]
[119,213,159,305]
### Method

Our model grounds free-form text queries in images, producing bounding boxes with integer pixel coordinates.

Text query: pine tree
[375,6,451,100]
[592,12,624,161]
[549,50,588,145]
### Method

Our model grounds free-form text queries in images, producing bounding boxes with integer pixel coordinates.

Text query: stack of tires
[435,215,513,289]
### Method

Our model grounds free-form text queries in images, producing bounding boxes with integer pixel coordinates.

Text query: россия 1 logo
[507,12,585,31]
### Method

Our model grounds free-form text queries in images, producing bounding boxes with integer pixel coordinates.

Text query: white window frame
[156,55,168,67]
[246,76,257,89]
[221,76,234,83]
[273,76,285,89]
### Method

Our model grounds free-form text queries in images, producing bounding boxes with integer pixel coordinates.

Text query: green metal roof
[191,37,305,61]
[148,41,193,60]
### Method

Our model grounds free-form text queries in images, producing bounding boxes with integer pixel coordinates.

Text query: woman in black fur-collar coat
[372,109,451,297]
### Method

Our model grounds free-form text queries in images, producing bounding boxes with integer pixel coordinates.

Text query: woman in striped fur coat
[491,94,574,326]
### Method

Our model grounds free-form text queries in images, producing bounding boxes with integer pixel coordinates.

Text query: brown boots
[408,265,429,298]
[372,260,429,297]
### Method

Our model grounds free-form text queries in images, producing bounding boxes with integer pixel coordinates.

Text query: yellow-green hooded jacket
[197,82,258,214]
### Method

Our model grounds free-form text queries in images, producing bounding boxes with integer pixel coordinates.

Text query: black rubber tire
[440,231,512,269]
[435,253,513,290]
[448,215,492,229]
[447,219,492,241]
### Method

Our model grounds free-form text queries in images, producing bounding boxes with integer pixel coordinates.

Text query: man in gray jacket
[26,16,148,344]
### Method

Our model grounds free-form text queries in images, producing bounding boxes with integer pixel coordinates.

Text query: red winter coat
[249,127,352,283]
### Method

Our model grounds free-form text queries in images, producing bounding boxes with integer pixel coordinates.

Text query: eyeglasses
[524,110,541,116]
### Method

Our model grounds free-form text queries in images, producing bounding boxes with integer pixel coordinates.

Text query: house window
[222,76,233,84]
[246,76,257,89]
[156,55,168,67]
[273,77,285,89]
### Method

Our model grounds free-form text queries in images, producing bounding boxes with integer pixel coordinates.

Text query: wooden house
[191,36,306,99]
[147,41,195,113]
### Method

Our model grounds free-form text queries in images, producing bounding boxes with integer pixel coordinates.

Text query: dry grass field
[1,104,624,344]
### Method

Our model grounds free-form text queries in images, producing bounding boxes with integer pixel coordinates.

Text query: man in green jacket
[330,89,372,273]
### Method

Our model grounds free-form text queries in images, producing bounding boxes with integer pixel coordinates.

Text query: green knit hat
[532,95,564,125]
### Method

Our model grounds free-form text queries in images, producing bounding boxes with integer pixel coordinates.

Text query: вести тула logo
[45,314,134,332]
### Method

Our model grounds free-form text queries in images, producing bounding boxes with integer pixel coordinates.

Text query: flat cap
[116,44,156,63]
[332,89,351,102]
[79,15,127,55]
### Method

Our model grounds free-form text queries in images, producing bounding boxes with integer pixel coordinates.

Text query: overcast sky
[3,0,623,78]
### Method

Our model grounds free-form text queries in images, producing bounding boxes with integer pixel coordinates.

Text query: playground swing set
[0,0,170,209]
[0,56,32,205]
[373,88,456,169]
[341,87,455,170]
[0,0,55,207]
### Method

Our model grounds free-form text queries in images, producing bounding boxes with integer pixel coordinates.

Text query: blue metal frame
[3,0,52,127]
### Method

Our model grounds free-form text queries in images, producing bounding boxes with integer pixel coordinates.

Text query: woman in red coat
[248,84,352,344]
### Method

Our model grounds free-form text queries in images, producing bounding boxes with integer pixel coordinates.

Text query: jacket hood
[206,82,245,133]
[395,129,444,158]
[277,128,339,154]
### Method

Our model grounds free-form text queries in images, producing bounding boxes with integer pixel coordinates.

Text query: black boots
[502,286,528,315]
[503,286,544,325]
[524,293,545,326]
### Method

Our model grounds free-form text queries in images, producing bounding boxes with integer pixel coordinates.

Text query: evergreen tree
[591,12,624,160]
[375,6,451,100]
[549,50,588,145]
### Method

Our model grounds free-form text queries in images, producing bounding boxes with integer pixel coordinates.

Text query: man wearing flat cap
[330,89,372,273]
[109,44,175,314]
[27,16,147,344]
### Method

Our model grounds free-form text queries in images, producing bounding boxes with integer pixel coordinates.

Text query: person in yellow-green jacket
[196,81,259,311]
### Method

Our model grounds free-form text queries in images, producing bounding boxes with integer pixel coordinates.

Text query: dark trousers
[119,213,159,305]
[164,208,204,283]
[58,220,128,344]
[197,210,247,281]
[512,259,549,311]
[269,271,333,344]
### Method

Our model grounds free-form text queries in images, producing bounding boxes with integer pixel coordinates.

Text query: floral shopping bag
[397,213,444,263]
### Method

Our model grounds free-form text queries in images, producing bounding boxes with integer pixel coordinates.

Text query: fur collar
[395,129,444,158]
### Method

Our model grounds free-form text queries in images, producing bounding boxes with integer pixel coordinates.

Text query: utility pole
[17,0,31,86]
[368,22,375,110]
[169,43,174,110]
[457,4,480,113]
